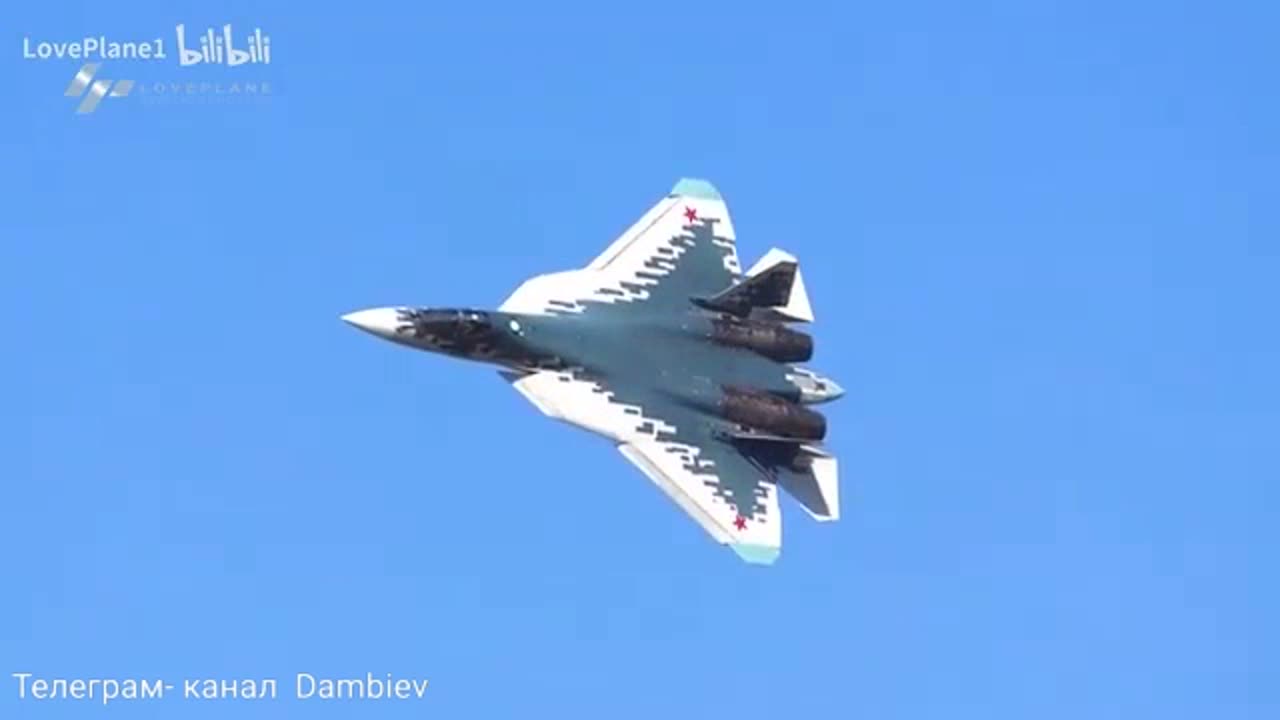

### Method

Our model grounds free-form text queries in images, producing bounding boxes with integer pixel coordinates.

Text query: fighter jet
[342,179,843,564]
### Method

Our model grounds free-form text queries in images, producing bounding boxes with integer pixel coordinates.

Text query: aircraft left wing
[504,369,783,564]
[499,178,741,318]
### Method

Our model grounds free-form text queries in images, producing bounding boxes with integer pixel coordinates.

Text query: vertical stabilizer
[745,248,814,323]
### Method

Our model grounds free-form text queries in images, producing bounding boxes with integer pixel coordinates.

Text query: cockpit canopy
[394,307,493,341]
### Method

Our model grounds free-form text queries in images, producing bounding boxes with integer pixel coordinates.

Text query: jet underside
[343,178,844,565]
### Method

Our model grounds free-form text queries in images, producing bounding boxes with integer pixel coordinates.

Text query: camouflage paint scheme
[343,179,843,564]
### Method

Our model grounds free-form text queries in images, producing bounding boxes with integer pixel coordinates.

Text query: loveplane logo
[64,63,133,114]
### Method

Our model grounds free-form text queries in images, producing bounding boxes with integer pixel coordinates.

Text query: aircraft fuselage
[341,305,841,440]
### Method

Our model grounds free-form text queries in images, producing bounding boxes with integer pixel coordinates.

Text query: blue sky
[3,1,1276,717]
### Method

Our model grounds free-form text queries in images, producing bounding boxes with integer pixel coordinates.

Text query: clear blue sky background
[3,1,1276,718]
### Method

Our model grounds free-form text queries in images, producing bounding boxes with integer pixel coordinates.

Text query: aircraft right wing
[503,368,784,564]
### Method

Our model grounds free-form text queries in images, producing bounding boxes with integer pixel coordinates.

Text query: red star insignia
[733,515,747,531]
[683,206,698,223]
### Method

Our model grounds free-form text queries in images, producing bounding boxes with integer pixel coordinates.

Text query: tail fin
[745,249,814,323]
[693,248,815,323]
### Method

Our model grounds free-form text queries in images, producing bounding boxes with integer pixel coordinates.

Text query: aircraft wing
[504,369,783,564]
[499,178,742,317]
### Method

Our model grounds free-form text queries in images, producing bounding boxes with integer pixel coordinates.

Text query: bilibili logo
[64,63,133,114]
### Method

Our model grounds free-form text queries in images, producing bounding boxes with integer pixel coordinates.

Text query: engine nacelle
[719,387,827,441]
[710,318,813,363]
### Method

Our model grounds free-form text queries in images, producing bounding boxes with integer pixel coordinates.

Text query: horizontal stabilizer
[776,445,839,521]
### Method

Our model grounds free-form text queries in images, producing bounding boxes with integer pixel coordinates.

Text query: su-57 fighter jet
[342,179,843,564]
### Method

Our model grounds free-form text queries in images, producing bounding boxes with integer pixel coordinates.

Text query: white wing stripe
[619,443,733,544]
[506,370,783,563]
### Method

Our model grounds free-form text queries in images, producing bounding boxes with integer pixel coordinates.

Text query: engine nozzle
[719,386,827,441]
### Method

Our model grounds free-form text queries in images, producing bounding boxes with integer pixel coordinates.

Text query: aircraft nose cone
[824,380,845,401]
[341,307,402,339]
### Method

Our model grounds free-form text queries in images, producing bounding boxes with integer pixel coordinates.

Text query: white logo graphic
[64,64,133,114]
[176,24,271,67]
